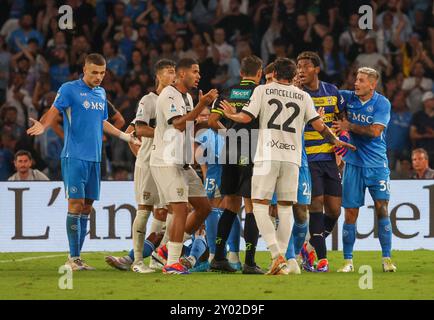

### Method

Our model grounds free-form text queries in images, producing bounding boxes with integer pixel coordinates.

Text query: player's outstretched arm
[332,118,384,138]
[27,105,60,136]
[103,120,141,146]
[311,118,356,151]
[172,89,218,132]
[219,100,251,124]
[125,124,140,157]
[135,121,154,138]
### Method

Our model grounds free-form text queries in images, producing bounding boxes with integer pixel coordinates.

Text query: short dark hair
[14,150,32,161]
[155,59,176,74]
[296,51,321,67]
[85,53,106,66]
[264,62,275,75]
[176,58,198,72]
[412,148,429,160]
[240,55,263,77]
[273,58,297,82]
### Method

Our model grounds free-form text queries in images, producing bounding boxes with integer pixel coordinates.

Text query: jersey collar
[240,79,256,86]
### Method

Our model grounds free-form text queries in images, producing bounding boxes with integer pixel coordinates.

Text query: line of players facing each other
[104,53,396,275]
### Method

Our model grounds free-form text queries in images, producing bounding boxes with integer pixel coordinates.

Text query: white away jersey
[150,85,194,167]
[241,82,319,165]
[132,92,158,168]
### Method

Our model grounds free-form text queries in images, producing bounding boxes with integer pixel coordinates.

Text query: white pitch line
[0,254,65,263]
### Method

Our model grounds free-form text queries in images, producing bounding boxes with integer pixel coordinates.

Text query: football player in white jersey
[105,59,177,273]
[150,58,218,274]
[220,58,355,275]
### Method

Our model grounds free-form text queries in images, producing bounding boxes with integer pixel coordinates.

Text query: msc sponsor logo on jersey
[230,89,252,100]
[82,100,104,110]
[347,110,373,124]
[266,139,296,150]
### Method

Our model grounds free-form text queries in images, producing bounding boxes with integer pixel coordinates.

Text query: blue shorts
[204,164,222,199]
[61,157,101,200]
[297,166,312,205]
[342,163,390,208]
[269,166,311,205]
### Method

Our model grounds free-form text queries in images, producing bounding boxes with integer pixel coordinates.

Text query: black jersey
[211,79,258,165]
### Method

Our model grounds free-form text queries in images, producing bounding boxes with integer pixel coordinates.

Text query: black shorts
[220,164,253,198]
[309,160,342,197]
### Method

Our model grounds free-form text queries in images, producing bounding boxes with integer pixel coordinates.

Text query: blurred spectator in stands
[49,47,70,91]
[376,11,400,56]
[197,43,218,93]
[103,40,127,78]
[46,31,68,54]
[339,13,360,56]
[6,72,37,129]
[8,150,49,181]
[398,32,434,78]
[0,133,16,181]
[171,0,196,38]
[411,148,434,179]
[0,35,11,105]
[174,36,188,61]
[32,73,53,115]
[410,91,434,167]
[102,69,124,103]
[70,35,90,75]
[125,0,146,21]
[386,90,412,170]
[390,157,412,179]
[384,76,399,100]
[114,17,138,64]
[110,164,130,181]
[402,61,433,113]
[216,0,249,17]
[7,14,44,53]
[319,34,346,85]
[36,0,58,39]
[215,0,253,41]
[191,0,218,30]
[261,1,283,65]
[184,33,204,61]
[207,28,234,67]
[102,2,125,43]
[0,105,24,140]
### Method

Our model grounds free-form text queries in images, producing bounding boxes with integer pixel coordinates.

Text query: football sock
[66,213,80,259]
[227,214,241,253]
[323,214,338,239]
[378,217,392,258]
[276,205,293,256]
[205,207,221,255]
[189,235,207,267]
[149,217,165,235]
[292,222,308,255]
[161,213,173,246]
[132,210,151,263]
[214,209,237,261]
[342,223,356,259]
[79,214,89,252]
[309,212,327,259]
[253,203,280,260]
[167,241,183,265]
[244,212,259,266]
[128,239,155,261]
[285,234,296,260]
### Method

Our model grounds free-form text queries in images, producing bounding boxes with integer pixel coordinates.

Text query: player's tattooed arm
[312,118,356,151]
[135,121,154,138]
[332,118,384,138]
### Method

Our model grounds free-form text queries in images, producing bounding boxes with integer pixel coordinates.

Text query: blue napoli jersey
[339,90,390,168]
[301,134,308,168]
[53,79,108,162]
[195,129,225,165]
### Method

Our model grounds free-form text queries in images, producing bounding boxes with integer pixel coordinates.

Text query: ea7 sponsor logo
[266,139,296,150]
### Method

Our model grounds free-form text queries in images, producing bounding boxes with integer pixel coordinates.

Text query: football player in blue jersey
[333,67,396,272]
[27,54,140,271]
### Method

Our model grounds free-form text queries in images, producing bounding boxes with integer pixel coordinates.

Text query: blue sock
[205,208,221,255]
[190,236,207,266]
[342,223,356,260]
[66,213,81,258]
[128,239,156,261]
[285,234,296,260]
[292,222,308,255]
[378,217,392,258]
[227,214,241,253]
[79,214,89,252]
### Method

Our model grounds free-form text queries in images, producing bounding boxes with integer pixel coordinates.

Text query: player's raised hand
[332,119,350,135]
[219,100,236,116]
[130,134,142,146]
[27,118,45,136]
[317,107,325,118]
[199,89,218,106]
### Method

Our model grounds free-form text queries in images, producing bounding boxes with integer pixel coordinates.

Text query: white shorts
[251,161,299,202]
[134,165,165,207]
[151,166,206,203]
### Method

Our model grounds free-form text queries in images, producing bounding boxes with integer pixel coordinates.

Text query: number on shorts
[205,178,216,192]
[379,180,390,192]
[267,99,300,133]
[302,182,311,196]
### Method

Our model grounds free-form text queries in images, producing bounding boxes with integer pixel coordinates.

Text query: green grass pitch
[1,250,433,300]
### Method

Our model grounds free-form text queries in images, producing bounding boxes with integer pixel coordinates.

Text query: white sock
[253,203,280,259]
[228,252,240,264]
[132,210,151,263]
[276,205,293,255]
[160,213,173,247]
[208,253,215,262]
[167,241,183,265]
[183,232,191,242]
[270,215,277,229]
[149,217,165,235]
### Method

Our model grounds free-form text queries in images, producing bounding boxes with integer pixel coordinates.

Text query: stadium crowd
[0,0,433,181]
